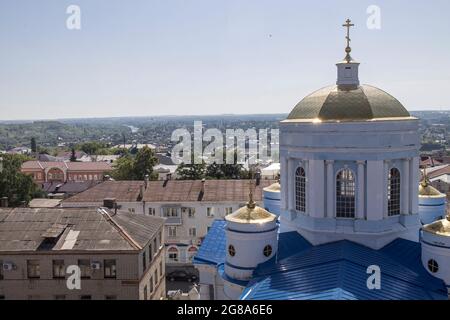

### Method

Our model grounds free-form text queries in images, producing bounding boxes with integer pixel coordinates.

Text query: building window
[143,285,148,300]
[295,167,306,212]
[428,259,439,273]
[388,168,401,216]
[225,207,233,215]
[142,251,147,271]
[154,270,158,285]
[183,207,196,217]
[148,208,156,216]
[52,260,65,279]
[158,231,162,247]
[54,295,66,300]
[153,238,158,253]
[163,207,179,217]
[168,226,177,238]
[0,260,3,280]
[159,261,163,278]
[168,247,179,262]
[128,208,135,213]
[228,245,236,257]
[104,260,117,279]
[207,207,214,217]
[105,295,117,300]
[78,259,91,279]
[27,260,40,279]
[336,169,355,218]
[263,245,272,257]
[80,295,92,300]
[189,227,197,237]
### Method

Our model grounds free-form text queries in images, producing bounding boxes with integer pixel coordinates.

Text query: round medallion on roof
[287,85,411,122]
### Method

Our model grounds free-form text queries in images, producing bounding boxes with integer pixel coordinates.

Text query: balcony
[165,217,183,225]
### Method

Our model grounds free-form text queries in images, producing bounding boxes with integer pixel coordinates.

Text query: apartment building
[0,207,165,300]
[62,179,275,272]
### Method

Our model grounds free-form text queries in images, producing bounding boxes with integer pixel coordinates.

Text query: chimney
[255,170,261,186]
[144,174,149,190]
[0,197,8,208]
[103,198,117,213]
[197,179,205,202]
[139,185,144,201]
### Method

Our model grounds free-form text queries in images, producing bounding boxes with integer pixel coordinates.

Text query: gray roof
[0,208,164,252]
[286,84,411,121]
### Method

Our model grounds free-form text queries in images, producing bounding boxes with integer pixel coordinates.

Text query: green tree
[176,161,206,180]
[111,146,158,180]
[0,154,42,206]
[70,148,77,162]
[133,146,158,180]
[30,137,37,153]
[111,156,135,180]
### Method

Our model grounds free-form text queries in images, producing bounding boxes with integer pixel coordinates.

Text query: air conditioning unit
[2,262,14,271]
[91,262,101,270]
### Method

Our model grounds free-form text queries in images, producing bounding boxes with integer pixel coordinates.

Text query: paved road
[166,280,194,293]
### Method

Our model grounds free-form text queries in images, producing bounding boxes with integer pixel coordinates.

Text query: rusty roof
[143,179,275,202]
[21,161,113,171]
[63,179,275,204]
[0,208,164,252]
[64,181,144,203]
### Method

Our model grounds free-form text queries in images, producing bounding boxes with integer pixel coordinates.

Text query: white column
[383,160,390,218]
[326,160,334,218]
[287,158,295,212]
[281,156,289,211]
[356,161,365,220]
[366,160,384,221]
[410,157,419,215]
[401,158,410,215]
[309,160,325,218]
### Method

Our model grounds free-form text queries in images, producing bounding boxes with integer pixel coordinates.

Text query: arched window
[388,168,401,216]
[336,169,355,218]
[295,167,306,212]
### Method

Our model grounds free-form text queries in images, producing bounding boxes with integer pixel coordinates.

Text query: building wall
[0,226,166,300]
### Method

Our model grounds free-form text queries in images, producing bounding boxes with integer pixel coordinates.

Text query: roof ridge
[98,208,142,250]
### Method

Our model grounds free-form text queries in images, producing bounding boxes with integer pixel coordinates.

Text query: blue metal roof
[193,220,227,266]
[242,239,448,300]
[193,219,448,300]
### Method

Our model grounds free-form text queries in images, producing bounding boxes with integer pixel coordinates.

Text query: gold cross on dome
[343,19,354,48]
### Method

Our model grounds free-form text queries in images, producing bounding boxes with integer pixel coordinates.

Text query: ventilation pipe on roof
[0,197,8,208]
[144,174,149,190]
[139,185,144,201]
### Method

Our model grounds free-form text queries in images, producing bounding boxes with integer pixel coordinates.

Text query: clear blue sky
[1,0,450,120]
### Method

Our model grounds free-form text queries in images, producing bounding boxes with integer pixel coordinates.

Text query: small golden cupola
[418,168,447,225]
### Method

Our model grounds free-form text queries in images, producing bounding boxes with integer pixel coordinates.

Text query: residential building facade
[21,161,113,184]
[0,207,165,300]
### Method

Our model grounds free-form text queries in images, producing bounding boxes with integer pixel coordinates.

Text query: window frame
[295,167,306,212]
[335,168,356,219]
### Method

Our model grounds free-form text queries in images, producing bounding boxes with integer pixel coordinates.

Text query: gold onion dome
[423,217,450,237]
[225,182,277,224]
[263,182,281,192]
[419,177,444,197]
[286,85,412,122]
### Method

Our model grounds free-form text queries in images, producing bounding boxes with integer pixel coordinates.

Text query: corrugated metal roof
[243,240,447,300]
[193,220,448,300]
[193,220,227,266]
[0,208,164,252]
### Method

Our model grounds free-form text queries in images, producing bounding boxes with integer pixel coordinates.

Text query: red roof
[21,161,112,171]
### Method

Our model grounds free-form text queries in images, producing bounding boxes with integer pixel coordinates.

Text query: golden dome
[285,85,413,122]
[419,177,444,197]
[263,182,281,192]
[225,205,277,224]
[423,217,450,237]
